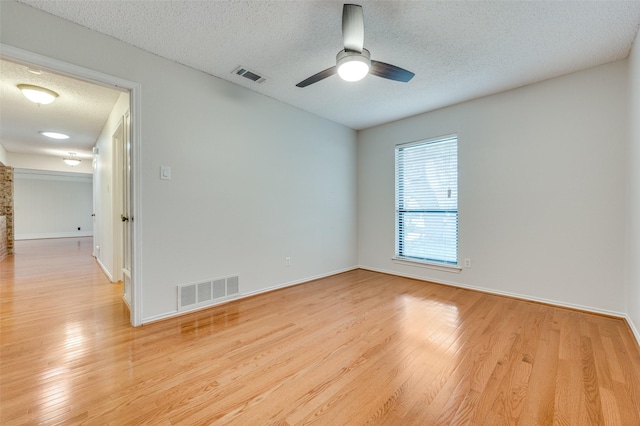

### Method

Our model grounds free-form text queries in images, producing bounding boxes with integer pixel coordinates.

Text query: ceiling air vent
[232,66,267,84]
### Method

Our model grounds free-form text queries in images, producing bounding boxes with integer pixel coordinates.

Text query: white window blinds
[395,135,458,265]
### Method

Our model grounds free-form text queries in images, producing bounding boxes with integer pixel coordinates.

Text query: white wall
[6,151,93,173]
[13,169,93,240]
[628,29,640,339]
[358,60,629,315]
[0,1,358,322]
[93,92,129,281]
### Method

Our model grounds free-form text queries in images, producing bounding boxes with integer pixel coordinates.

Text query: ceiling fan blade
[296,66,337,88]
[342,4,364,52]
[370,61,415,83]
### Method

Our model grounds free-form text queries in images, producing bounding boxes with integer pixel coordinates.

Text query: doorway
[1,44,141,326]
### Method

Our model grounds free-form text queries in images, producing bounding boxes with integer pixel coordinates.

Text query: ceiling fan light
[336,49,371,82]
[338,60,369,82]
[17,84,59,105]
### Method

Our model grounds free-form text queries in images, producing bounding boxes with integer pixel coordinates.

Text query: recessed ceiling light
[40,131,69,140]
[17,84,59,105]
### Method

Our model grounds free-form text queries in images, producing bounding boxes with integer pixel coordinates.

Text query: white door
[113,114,132,304]
[121,112,132,305]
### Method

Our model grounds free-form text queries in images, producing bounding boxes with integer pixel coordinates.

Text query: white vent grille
[178,275,240,311]
[232,66,267,84]
[212,279,226,299]
[227,276,239,295]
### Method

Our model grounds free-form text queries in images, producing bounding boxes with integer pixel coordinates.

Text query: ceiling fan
[296,4,415,88]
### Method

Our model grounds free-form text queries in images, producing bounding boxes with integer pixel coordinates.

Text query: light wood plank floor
[2,237,640,425]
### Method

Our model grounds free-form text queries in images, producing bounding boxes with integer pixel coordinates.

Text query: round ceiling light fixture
[17,84,59,105]
[63,152,81,167]
[336,49,371,82]
[40,131,69,140]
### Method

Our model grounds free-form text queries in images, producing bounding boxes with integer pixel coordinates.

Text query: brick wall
[0,166,14,257]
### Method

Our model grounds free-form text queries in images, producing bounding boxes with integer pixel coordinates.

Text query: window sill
[392,257,462,273]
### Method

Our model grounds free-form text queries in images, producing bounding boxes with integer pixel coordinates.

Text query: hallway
[0,237,129,423]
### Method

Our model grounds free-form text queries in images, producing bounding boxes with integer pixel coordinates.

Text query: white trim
[95,256,114,282]
[240,266,357,298]
[135,264,640,349]
[392,257,462,273]
[1,43,143,327]
[129,84,142,327]
[1,44,137,93]
[14,169,92,182]
[16,232,93,240]
[359,265,628,319]
[625,314,640,347]
[141,266,359,325]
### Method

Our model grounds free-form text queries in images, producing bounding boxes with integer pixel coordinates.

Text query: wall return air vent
[177,275,240,312]
[232,66,267,84]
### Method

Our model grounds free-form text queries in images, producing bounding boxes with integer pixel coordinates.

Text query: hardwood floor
[1,238,640,425]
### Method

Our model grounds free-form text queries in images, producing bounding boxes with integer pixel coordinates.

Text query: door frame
[1,43,143,326]
[112,118,125,283]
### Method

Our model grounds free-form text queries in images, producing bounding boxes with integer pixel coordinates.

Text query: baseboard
[358,265,628,319]
[16,232,93,240]
[141,265,359,325]
[625,314,640,347]
[241,266,359,299]
[122,294,131,310]
[95,257,114,282]
[138,265,640,349]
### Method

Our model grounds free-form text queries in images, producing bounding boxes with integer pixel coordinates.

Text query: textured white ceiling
[10,0,640,133]
[0,58,122,159]
[15,0,640,129]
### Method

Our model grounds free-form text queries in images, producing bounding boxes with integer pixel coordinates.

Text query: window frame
[393,134,461,273]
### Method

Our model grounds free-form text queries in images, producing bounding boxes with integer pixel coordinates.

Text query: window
[395,135,458,266]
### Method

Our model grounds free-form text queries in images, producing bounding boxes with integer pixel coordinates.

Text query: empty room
[1,1,640,424]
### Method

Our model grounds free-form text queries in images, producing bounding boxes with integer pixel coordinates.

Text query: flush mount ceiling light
[336,49,371,82]
[40,131,69,140]
[17,84,59,105]
[63,152,81,166]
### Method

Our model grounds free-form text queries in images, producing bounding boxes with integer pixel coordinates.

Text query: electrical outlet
[285,257,291,266]
[464,258,471,268]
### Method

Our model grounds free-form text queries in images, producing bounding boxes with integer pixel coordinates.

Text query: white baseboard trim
[241,266,359,299]
[141,266,359,325]
[95,257,114,282]
[16,232,93,240]
[137,265,640,348]
[625,315,640,347]
[122,295,131,310]
[358,265,628,319]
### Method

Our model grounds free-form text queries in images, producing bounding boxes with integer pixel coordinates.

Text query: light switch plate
[160,165,171,180]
